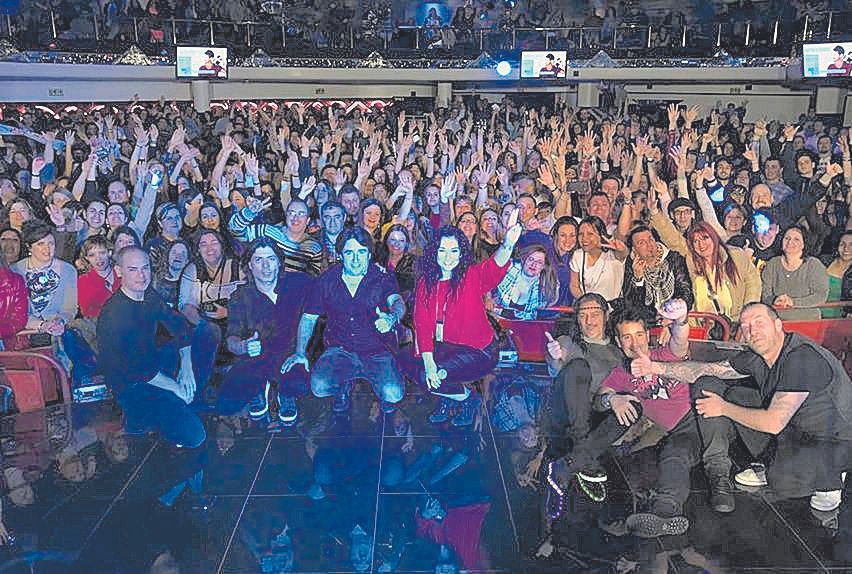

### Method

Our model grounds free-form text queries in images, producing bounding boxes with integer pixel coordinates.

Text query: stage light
[496,61,512,77]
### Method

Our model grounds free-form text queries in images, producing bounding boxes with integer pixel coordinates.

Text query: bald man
[97,247,220,448]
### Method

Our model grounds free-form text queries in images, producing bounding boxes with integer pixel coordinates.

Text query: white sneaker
[734,464,768,488]
[810,490,842,512]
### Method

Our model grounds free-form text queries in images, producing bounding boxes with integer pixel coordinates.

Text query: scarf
[638,244,675,310]
[495,262,542,320]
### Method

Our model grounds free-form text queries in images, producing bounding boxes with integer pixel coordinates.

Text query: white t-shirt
[570,249,625,301]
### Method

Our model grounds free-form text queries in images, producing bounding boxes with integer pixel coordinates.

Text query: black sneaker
[625,512,689,538]
[278,395,298,425]
[428,399,453,424]
[248,382,271,419]
[709,476,736,513]
[333,381,355,413]
[451,393,481,427]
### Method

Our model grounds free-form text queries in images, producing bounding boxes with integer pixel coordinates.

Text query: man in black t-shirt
[97,247,221,448]
[640,302,852,513]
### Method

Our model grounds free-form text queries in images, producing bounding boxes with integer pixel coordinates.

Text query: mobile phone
[303,125,318,140]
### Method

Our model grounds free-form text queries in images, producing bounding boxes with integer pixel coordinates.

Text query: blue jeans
[310,347,405,404]
[216,355,308,416]
[61,328,98,386]
[118,321,220,448]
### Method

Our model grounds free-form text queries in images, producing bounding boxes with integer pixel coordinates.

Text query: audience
[0,92,850,558]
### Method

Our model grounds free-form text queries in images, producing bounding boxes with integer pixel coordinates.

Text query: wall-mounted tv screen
[176,46,229,80]
[803,42,852,78]
[520,51,568,79]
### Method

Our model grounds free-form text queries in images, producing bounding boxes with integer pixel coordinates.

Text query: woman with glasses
[493,243,560,320]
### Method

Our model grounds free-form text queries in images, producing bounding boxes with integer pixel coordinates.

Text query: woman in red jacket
[0,248,28,350]
[404,218,521,426]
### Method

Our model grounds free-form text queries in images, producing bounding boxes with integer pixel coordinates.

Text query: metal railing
[0,9,849,59]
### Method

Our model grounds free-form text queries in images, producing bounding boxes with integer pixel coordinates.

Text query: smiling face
[457,213,477,240]
[838,234,852,263]
[8,201,31,229]
[724,208,746,234]
[631,229,657,260]
[386,229,407,256]
[86,201,107,230]
[167,243,189,273]
[198,233,223,268]
[341,238,370,277]
[576,300,606,340]
[555,223,577,255]
[249,245,280,286]
[437,236,461,276]
[616,320,650,359]
[159,207,182,237]
[578,222,602,252]
[781,227,805,259]
[588,195,611,223]
[480,210,499,235]
[286,201,310,234]
[1,230,21,262]
[362,204,382,230]
[106,204,127,229]
[117,248,151,299]
[30,233,55,266]
[200,206,221,230]
[691,231,715,261]
[85,245,112,274]
[517,197,536,223]
[522,249,547,278]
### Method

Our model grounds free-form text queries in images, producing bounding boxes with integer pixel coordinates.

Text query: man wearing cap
[667,198,695,235]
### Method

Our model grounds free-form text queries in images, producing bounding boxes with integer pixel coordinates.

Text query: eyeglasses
[287,210,309,218]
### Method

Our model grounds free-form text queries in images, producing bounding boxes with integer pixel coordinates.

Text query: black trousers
[692,376,851,497]
[560,406,703,517]
[543,358,594,442]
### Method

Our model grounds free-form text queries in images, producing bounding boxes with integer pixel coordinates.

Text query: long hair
[376,223,410,267]
[686,221,739,289]
[417,225,475,295]
[551,216,579,259]
[516,244,560,307]
[241,237,284,284]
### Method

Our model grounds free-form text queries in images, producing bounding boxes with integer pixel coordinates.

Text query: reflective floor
[0,363,850,573]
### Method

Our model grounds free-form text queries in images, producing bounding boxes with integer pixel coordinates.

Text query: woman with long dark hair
[761,225,828,321]
[178,229,244,327]
[569,216,627,302]
[551,216,578,306]
[403,216,521,427]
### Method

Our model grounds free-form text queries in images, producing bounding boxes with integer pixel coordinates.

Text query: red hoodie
[0,268,28,348]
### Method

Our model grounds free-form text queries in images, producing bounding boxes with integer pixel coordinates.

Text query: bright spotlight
[496,61,512,77]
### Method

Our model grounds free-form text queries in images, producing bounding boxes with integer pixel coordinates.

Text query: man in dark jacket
[621,225,694,316]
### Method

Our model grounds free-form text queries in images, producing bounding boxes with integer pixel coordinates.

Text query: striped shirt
[229,208,323,276]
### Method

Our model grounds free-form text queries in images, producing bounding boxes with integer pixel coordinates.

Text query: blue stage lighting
[496,61,512,77]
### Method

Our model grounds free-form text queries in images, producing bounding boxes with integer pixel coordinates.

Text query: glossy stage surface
[0,345,849,573]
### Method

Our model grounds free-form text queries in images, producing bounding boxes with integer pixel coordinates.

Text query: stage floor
[0,359,848,573]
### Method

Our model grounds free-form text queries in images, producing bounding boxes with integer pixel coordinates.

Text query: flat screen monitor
[176,46,229,80]
[520,51,568,79]
[802,42,852,78]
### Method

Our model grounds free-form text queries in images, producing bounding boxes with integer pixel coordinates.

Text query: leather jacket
[0,268,28,348]
[621,249,694,314]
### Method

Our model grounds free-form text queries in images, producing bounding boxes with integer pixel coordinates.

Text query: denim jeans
[398,340,498,396]
[692,375,851,497]
[311,346,405,404]
[216,356,308,416]
[118,321,220,448]
[61,328,98,386]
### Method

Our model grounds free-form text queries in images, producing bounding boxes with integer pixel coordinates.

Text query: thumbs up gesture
[545,331,562,361]
[374,307,395,334]
[245,331,262,357]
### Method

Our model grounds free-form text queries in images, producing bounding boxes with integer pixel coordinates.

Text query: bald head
[116,246,151,300]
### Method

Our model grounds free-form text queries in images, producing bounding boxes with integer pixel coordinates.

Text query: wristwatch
[600,393,613,410]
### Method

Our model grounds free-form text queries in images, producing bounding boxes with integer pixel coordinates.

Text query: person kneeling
[97,247,220,448]
[216,239,313,424]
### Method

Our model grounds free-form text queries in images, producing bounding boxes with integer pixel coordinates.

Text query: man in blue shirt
[216,238,313,425]
[281,227,406,415]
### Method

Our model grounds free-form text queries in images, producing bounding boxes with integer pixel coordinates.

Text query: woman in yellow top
[650,211,760,323]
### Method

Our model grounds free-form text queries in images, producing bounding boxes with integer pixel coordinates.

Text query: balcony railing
[0,9,849,60]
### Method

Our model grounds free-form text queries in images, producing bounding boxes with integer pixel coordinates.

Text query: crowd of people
[4,0,845,56]
[0,93,851,562]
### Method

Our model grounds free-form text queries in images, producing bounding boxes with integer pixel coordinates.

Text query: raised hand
[537,164,556,189]
[245,195,272,214]
[244,153,259,178]
[684,105,701,127]
[31,156,46,175]
[46,204,66,227]
[783,123,800,142]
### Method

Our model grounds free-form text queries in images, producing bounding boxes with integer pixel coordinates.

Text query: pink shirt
[601,347,690,432]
